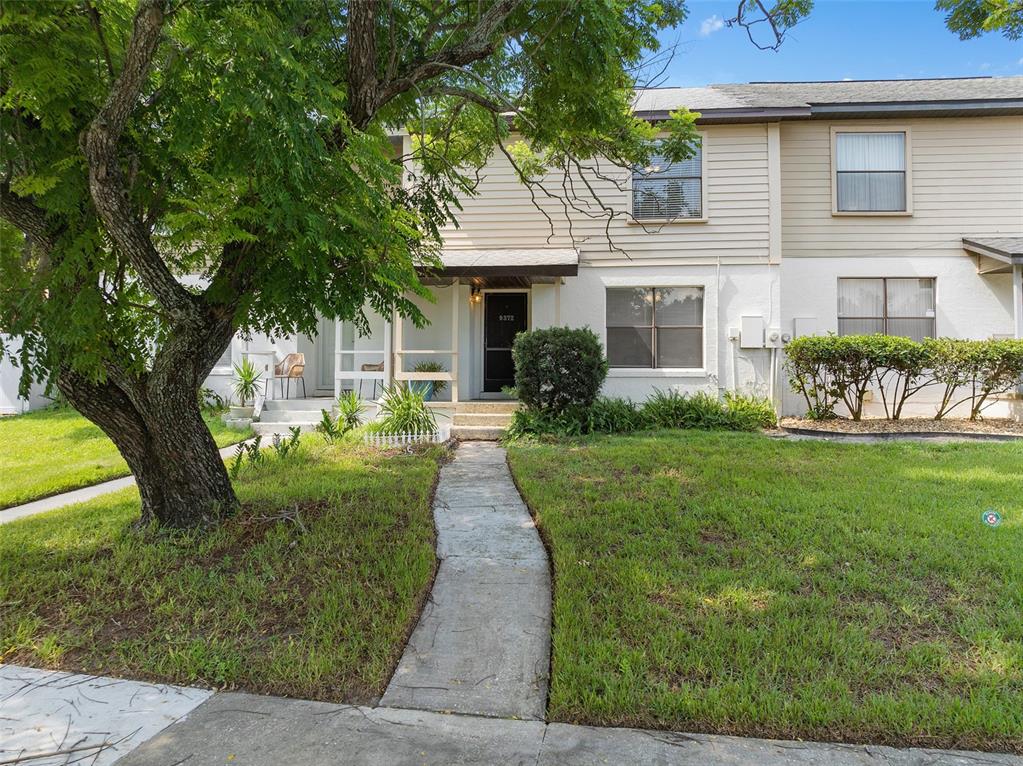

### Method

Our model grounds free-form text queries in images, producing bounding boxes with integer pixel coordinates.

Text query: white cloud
[700,15,726,37]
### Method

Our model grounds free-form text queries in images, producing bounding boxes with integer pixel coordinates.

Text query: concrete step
[451,425,507,441]
[252,421,320,436]
[453,413,514,427]
[455,401,518,415]
[263,397,334,412]
[258,407,333,423]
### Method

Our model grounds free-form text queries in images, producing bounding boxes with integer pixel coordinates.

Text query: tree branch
[82,0,195,316]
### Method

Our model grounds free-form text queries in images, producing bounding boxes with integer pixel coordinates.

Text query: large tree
[1,0,813,528]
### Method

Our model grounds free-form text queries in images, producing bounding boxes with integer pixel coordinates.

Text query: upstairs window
[834,131,907,212]
[632,142,703,221]
[606,287,704,368]
[838,277,935,341]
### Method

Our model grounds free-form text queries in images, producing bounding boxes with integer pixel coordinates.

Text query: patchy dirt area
[780,417,1023,436]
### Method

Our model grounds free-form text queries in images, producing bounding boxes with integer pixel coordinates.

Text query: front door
[484,293,528,393]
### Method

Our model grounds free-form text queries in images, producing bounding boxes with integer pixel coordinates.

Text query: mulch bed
[779,417,1023,437]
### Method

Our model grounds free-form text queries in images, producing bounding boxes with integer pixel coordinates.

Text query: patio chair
[359,361,384,400]
[274,353,307,399]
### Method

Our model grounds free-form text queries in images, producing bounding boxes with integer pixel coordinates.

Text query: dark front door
[484,292,528,393]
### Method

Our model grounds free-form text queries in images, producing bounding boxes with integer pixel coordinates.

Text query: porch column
[1014,263,1023,340]
[450,283,459,404]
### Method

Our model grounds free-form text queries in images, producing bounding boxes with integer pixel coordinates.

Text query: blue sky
[646,0,1023,86]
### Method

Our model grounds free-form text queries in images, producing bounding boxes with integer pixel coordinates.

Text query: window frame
[830,126,913,217]
[627,133,709,224]
[837,276,936,339]
[211,342,234,375]
[605,286,705,370]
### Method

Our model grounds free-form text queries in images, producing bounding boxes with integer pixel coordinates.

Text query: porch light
[470,286,482,305]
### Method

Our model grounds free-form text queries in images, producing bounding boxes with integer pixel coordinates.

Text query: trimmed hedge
[512,327,608,414]
[784,334,1023,421]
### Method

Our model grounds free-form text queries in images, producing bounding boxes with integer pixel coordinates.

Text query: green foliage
[367,384,438,435]
[335,390,368,432]
[641,389,774,431]
[316,392,367,444]
[937,0,1023,39]
[506,390,775,439]
[785,334,1023,421]
[198,386,226,414]
[411,360,447,397]
[271,427,302,460]
[231,358,263,407]
[316,410,346,445]
[512,327,608,415]
[927,337,1023,420]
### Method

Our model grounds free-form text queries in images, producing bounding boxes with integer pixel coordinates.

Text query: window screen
[606,287,704,368]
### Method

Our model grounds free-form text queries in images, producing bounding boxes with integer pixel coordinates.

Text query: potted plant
[411,360,447,401]
[230,358,263,419]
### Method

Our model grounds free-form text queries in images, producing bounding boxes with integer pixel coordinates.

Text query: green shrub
[336,390,367,431]
[928,338,1023,420]
[869,335,934,420]
[367,384,437,435]
[411,360,447,397]
[723,391,778,430]
[784,334,880,421]
[586,397,647,433]
[513,327,608,415]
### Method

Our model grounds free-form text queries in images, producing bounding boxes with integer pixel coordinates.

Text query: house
[5,77,1022,430]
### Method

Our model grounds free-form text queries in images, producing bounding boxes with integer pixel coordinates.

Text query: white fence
[363,425,450,448]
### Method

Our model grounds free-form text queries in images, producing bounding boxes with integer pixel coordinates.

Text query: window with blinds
[606,287,704,368]
[837,278,935,341]
[631,143,703,221]
[834,131,907,212]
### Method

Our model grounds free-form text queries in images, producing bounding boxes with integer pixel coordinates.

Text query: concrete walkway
[0,438,253,525]
[380,441,551,719]
[0,665,211,766]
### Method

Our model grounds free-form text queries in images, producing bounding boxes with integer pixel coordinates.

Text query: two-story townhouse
[4,77,1021,425]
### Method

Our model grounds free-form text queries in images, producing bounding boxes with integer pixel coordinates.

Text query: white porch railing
[392,283,460,403]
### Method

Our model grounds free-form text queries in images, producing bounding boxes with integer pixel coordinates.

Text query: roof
[632,76,1023,122]
[426,248,579,277]
[962,237,1023,265]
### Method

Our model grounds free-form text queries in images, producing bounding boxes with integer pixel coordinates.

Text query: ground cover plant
[0,406,251,510]
[507,431,1023,752]
[0,438,443,701]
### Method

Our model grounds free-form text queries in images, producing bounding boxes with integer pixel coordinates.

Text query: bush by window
[512,327,608,415]
[606,287,704,369]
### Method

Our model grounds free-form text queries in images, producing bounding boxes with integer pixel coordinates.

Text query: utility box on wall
[740,316,765,349]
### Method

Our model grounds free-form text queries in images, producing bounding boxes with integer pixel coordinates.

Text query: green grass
[0,439,443,702]
[507,431,1023,752]
[0,406,252,509]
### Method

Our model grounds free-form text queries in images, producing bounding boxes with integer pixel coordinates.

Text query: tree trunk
[58,369,238,528]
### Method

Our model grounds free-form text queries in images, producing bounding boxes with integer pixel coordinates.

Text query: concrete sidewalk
[379,441,551,719]
[0,438,253,525]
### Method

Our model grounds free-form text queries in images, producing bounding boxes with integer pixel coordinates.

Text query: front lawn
[0,406,251,509]
[507,431,1023,752]
[1,439,442,702]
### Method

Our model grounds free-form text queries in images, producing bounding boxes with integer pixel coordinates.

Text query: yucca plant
[336,390,368,430]
[368,384,438,435]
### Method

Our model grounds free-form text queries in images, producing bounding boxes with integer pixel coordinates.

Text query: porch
[243,248,578,432]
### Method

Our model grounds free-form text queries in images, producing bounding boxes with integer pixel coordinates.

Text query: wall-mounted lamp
[469,285,482,305]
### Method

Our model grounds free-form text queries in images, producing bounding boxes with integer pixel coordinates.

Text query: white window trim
[210,344,235,375]
[626,132,709,224]
[830,125,913,217]
[602,278,714,376]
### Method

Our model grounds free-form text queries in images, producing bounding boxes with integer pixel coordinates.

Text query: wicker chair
[274,353,307,399]
[359,361,384,400]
